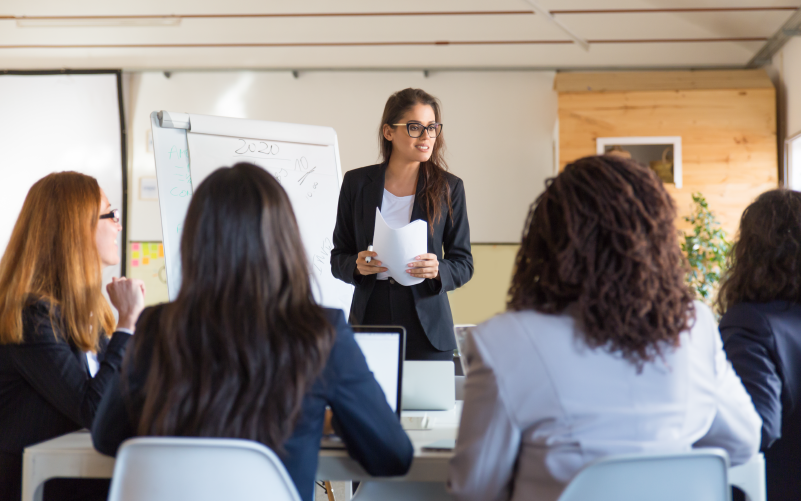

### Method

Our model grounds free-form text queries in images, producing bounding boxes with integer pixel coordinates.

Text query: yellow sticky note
[143,257,150,265]
[132,251,140,259]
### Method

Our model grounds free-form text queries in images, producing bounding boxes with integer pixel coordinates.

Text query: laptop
[401,361,455,411]
[453,325,477,376]
[321,325,405,448]
[351,325,405,417]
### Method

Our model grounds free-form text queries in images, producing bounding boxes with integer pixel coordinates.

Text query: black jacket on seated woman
[93,306,411,500]
[0,172,145,501]
[718,189,801,501]
[91,163,413,501]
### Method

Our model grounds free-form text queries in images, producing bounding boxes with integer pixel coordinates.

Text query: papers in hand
[373,208,427,286]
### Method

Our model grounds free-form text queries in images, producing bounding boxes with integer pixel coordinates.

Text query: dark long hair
[379,88,452,234]
[133,163,335,452]
[508,155,695,367]
[718,189,801,311]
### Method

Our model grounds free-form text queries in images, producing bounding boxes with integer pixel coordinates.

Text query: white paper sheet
[373,208,428,286]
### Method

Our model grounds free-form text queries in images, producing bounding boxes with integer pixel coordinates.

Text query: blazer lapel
[363,163,387,246]
[410,166,427,223]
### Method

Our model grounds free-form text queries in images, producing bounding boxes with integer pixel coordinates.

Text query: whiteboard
[0,72,125,284]
[151,111,353,314]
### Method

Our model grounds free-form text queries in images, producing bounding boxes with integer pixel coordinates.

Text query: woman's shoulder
[342,164,383,184]
[126,305,166,353]
[719,300,801,339]
[721,300,801,323]
[321,307,353,343]
[20,298,63,342]
[473,309,574,359]
[132,304,166,340]
[22,297,56,316]
[442,170,463,187]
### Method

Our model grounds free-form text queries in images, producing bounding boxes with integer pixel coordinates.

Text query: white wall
[775,38,801,188]
[126,70,558,243]
[778,38,801,139]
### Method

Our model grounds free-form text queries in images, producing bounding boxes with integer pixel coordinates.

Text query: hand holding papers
[373,208,428,286]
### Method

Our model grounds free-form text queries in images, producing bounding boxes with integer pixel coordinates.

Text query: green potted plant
[680,193,730,310]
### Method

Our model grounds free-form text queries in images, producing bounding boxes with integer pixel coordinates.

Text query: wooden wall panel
[554,70,774,93]
[558,87,778,235]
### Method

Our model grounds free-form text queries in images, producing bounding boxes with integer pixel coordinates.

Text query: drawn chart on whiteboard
[186,132,352,313]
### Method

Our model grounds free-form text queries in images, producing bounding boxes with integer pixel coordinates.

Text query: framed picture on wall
[596,136,682,189]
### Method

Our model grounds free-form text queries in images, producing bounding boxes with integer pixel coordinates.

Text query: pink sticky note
[131,260,140,267]
[132,243,141,251]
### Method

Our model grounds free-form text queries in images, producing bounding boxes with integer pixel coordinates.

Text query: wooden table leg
[324,481,336,501]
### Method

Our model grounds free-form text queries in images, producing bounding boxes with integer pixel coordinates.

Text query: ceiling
[0,0,798,70]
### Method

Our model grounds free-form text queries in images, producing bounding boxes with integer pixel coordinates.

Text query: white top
[376,189,415,280]
[448,301,761,501]
[85,327,134,377]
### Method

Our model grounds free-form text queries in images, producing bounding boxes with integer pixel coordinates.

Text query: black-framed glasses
[392,122,443,138]
[99,209,120,224]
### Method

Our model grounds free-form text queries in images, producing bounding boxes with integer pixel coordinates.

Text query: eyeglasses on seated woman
[0,171,145,501]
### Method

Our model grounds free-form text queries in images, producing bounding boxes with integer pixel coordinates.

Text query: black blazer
[330,163,473,351]
[720,301,801,501]
[0,300,130,501]
[92,306,413,501]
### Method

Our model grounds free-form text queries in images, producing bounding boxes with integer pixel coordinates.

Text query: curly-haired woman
[448,155,760,501]
[718,189,801,501]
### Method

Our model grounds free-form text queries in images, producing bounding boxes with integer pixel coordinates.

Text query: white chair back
[558,448,730,501]
[107,437,302,501]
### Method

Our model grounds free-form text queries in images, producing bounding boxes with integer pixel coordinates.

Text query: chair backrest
[108,437,302,501]
[557,448,730,501]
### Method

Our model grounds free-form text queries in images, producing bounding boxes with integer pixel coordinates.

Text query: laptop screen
[353,327,405,417]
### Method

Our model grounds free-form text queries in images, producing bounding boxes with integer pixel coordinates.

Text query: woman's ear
[382,123,394,142]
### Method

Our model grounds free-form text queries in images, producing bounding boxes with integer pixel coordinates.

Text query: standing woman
[331,88,473,360]
[0,172,145,501]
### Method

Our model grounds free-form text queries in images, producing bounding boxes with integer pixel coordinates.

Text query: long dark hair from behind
[379,88,452,234]
[718,189,801,312]
[132,163,335,452]
[508,155,695,367]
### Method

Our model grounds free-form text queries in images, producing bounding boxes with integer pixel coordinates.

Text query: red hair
[0,172,115,351]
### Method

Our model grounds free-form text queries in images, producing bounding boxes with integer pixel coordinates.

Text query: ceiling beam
[747,7,801,67]
[521,0,589,51]
[0,37,768,50]
[3,7,796,21]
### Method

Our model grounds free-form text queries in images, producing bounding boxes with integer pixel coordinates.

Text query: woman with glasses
[0,172,145,501]
[331,88,473,361]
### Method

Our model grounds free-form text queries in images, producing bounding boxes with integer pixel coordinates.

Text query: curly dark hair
[508,155,695,367]
[718,189,801,312]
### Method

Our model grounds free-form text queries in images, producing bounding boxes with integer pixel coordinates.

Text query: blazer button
[389,278,396,285]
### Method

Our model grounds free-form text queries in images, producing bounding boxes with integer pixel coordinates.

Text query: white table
[21,402,765,501]
[21,405,462,501]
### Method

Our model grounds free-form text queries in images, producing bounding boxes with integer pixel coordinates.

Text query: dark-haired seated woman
[92,163,413,501]
[448,156,761,501]
[718,189,801,501]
